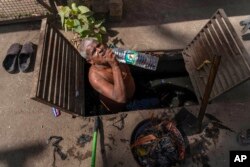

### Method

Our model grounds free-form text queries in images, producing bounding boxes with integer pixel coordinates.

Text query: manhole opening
[84,50,198,116]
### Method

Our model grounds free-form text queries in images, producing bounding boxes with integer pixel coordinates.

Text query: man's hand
[104,49,119,67]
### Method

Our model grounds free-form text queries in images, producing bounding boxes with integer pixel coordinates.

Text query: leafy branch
[58,3,106,42]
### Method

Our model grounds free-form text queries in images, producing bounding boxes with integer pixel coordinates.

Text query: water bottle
[112,48,159,71]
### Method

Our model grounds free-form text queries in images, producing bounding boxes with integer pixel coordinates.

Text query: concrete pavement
[1,0,250,166]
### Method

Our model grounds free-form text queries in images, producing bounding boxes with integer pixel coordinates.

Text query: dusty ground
[0,0,250,167]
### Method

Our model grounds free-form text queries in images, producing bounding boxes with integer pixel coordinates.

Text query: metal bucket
[130,119,185,167]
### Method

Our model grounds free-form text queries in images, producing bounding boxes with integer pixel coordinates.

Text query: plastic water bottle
[112,48,159,71]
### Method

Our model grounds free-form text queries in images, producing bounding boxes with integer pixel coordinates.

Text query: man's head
[79,38,106,64]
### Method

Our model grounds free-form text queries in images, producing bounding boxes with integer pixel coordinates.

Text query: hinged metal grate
[183,9,250,102]
[31,18,85,116]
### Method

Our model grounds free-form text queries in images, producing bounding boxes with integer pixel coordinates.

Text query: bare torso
[89,63,135,111]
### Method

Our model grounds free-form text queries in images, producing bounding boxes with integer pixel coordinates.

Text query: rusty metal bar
[197,55,221,131]
[37,0,55,14]
[31,18,47,98]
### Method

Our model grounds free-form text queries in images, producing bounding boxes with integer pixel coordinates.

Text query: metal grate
[182,9,250,102]
[31,18,85,116]
[0,0,52,24]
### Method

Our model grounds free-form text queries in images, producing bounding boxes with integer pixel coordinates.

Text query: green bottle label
[124,50,138,65]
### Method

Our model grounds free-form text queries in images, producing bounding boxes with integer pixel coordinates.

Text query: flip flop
[2,43,22,73]
[18,42,35,72]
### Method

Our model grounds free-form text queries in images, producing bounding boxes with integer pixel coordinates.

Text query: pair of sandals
[2,42,35,73]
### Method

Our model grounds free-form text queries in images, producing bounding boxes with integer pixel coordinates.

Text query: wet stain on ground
[188,113,234,167]
[67,147,84,161]
[72,115,80,119]
[107,116,117,121]
[112,114,127,130]
[77,134,92,148]
[205,113,222,123]
[67,146,76,157]
[204,123,220,146]
[118,161,124,166]
[211,121,234,132]
[190,137,211,167]
[82,150,92,160]
[104,144,112,150]
[120,138,130,143]
[80,124,88,129]
[113,161,125,167]
[88,127,93,133]
[108,134,116,145]
[75,151,84,161]
[67,147,91,161]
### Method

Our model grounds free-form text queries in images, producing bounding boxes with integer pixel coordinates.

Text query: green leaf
[64,23,68,31]
[78,6,90,14]
[88,17,95,24]
[74,26,84,34]
[71,3,78,12]
[71,10,78,15]
[94,33,102,43]
[82,24,89,31]
[87,36,98,41]
[99,26,107,34]
[78,14,88,23]
[58,6,71,27]
[94,19,104,28]
[65,19,74,29]
[73,24,89,36]
[73,19,80,27]
[94,29,99,33]
[58,12,64,27]
[84,11,94,17]
[59,6,71,17]
[80,30,91,38]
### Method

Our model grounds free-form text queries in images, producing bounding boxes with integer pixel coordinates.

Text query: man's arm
[89,50,126,103]
[110,63,126,103]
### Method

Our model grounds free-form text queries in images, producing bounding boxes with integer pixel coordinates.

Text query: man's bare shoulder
[89,65,112,84]
[89,66,103,81]
[88,66,114,97]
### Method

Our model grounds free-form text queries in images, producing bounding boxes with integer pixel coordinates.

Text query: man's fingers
[108,49,113,57]
[106,49,115,59]
[104,49,111,57]
[102,49,117,66]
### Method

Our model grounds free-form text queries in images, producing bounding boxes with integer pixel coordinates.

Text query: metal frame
[0,0,57,25]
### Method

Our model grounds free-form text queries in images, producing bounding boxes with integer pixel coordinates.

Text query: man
[79,38,135,112]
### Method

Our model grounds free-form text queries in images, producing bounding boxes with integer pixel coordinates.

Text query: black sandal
[18,42,35,72]
[2,43,22,73]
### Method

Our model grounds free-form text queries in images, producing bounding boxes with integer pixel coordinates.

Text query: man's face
[86,42,107,65]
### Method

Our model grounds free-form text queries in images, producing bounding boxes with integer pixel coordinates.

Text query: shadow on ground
[2,0,250,34]
[0,143,46,167]
[110,0,250,27]
[0,20,42,34]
